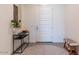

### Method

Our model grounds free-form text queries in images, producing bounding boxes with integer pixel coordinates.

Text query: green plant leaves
[11,20,21,28]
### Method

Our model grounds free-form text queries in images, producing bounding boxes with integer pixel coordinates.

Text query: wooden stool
[69,43,79,55]
[64,39,79,55]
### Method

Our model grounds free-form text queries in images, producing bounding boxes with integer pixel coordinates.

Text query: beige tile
[20,43,68,55]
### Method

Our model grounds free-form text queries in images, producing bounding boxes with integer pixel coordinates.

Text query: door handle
[36,26,39,30]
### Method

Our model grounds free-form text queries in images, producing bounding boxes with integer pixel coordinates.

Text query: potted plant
[11,20,21,34]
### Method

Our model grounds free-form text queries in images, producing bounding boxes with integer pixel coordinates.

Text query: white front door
[37,5,53,42]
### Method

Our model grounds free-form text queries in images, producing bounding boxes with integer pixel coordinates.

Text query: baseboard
[36,41,64,43]
[0,50,12,55]
[36,42,53,43]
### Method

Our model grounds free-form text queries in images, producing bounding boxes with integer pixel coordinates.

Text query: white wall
[0,4,13,54]
[21,5,40,43]
[65,5,79,43]
[21,4,64,43]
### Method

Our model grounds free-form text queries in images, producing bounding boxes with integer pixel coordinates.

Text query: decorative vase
[12,28,21,34]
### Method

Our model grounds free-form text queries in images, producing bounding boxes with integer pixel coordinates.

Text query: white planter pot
[13,28,21,34]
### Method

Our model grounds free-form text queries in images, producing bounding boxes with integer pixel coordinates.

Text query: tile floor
[14,43,69,55]
[20,43,68,55]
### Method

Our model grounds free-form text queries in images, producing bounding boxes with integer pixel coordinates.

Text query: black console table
[13,31,29,54]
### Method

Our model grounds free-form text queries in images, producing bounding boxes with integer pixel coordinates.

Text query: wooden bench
[64,39,79,55]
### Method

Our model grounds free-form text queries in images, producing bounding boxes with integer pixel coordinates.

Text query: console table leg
[28,34,29,45]
[21,39,22,53]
